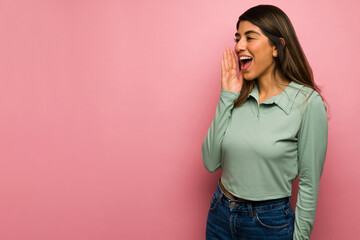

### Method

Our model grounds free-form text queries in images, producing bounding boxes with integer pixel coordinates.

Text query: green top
[201,80,328,240]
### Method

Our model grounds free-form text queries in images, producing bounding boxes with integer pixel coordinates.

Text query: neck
[256,68,290,97]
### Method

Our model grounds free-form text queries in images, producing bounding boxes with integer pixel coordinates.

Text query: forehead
[236,21,262,36]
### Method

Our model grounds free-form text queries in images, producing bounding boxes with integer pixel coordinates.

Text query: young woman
[201,5,328,240]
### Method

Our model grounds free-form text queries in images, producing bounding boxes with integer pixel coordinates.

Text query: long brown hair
[233,4,329,116]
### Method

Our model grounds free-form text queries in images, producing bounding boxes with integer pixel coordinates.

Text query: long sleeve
[201,89,240,173]
[293,93,328,240]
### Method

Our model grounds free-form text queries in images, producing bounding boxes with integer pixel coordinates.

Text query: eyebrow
[235,30,260,37]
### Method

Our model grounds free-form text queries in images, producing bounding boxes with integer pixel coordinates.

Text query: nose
[235,38,247,54]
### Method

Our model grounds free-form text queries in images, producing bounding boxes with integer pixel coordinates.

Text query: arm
[293,93,328,240]
[201,89,240,172]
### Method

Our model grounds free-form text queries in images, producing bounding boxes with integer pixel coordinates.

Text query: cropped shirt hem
[227,192,292,202]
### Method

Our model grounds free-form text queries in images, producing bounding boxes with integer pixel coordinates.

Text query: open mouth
[240,57,253,70]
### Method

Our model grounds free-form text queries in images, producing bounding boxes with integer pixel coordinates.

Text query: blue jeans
[206,178,295,240]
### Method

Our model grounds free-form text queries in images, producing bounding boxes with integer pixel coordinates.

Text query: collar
[247,80,304,115]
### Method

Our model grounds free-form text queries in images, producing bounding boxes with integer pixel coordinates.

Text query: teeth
[239,56,252,60]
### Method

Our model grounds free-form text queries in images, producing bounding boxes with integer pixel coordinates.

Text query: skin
[221,20,288,104]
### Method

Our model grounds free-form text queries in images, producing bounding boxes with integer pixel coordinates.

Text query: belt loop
[217,178,224,203]
[219,190,224,203]
[247,202,254,217]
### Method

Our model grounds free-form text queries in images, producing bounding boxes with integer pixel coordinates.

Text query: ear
[273,38,286,57]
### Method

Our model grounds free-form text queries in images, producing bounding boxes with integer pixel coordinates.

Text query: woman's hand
[221,47,243,93]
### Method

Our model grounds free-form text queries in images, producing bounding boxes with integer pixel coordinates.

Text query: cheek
[252,48,273,66]
[249,43,262,62]
[251,42,272,57]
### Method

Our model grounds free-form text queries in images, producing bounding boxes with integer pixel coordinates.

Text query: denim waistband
[214,177,291,214]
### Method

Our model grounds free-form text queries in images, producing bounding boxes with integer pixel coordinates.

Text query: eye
[233,37,253,42]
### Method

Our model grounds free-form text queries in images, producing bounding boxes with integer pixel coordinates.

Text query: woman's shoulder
[292,82,326,112]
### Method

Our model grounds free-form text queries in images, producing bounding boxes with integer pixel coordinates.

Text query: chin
[243,74,256,81]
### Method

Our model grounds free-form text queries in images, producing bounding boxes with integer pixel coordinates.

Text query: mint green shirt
[201,80,328,240]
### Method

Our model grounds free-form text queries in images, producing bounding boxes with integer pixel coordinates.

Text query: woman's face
[234,20,277,81]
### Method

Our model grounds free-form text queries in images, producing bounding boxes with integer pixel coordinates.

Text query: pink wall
[0,0,358,239]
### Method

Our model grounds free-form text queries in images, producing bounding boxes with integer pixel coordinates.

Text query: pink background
[0,0,358,239]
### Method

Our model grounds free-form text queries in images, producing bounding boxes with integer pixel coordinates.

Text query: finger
[221,59,224,76]
[224,50,228,70]
[229,48,234,70]
[226,48,232,69]
[230,49,235,69]
[231,50,237,70]
[227,48,232,69]
[223,52,226,71]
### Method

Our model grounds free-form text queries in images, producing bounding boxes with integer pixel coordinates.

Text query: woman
[201,5,328,240]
